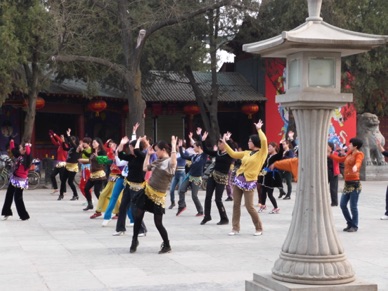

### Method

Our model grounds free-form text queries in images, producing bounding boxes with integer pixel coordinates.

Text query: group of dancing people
[2,118,386,253]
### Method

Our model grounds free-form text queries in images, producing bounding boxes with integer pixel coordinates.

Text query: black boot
[57,194,64,201]
[278,189,286,199]
[217,205,229,225]
[70,196,79,201]
[130,239,139,253]
[200,216,212,225]
[158,241,171,254]
[83,201,93,211]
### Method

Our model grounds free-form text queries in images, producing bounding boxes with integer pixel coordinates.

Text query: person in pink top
[1,140,32,221]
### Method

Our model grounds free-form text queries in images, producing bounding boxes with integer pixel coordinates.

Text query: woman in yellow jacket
[221,120,268,236]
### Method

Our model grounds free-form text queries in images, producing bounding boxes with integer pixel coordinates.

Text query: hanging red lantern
[183,104,200,116]
[241,103,259,119]
[88,100,107,116]
[22,97,46,110]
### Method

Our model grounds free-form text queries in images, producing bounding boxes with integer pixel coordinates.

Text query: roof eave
[243,20,388,58]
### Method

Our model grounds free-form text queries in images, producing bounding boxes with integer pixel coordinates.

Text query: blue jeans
[103,177,133,222]
[169,170,185,203]
[340,187,361,229]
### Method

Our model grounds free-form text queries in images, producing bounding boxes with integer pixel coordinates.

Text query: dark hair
[249,134,260,148]
[83,137,92,145]
[349,137,363,149]
[154,140,171,155]
[269,142,279,152]
[283,140,293,149]
[129,140,146,151]
[71,136,79,145]
[194,140,203,149]
[226,139,235,149]
[328,142,335,151]
[93,137,105,151]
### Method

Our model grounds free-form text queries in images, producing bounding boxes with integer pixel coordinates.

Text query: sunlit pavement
[0,180,387,291]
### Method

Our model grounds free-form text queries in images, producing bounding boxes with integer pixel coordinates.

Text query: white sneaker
[228,230,239,236]
[2,216,10,221]
[101,219,110,227]
[380,215,388,220]
[138,232,146,237]
[112,231,125,236]
[253,231,263,236]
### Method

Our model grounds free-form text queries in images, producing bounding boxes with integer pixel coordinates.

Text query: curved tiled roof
[142,71,265,102]
[45,71,265,102]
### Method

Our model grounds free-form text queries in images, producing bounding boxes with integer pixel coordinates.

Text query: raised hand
[288,130,295,140]
[120,136,129,145]
[188,132,193,139]
[147,145,155,155]
[196,127,202,136]
[254,120,263,130]
[66,128,71,136]
[178,139,183,147]
[133,122,140,133]
[202,131,209,141]
[171,135,177,147]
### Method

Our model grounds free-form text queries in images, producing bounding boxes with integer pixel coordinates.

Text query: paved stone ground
[0,180,387,291]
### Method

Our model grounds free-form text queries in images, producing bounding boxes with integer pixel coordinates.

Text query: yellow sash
[65,163,78,172]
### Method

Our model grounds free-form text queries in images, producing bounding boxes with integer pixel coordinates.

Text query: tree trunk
[22,93,37,143]
[125,68,146,137]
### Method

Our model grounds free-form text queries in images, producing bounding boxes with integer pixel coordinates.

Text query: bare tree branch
[52,54,128,80]
[146,0,234,37]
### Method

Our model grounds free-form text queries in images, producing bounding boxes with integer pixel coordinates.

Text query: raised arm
[223,132,245,160]
[170,135,177,170]
[255,120,268,163]
[143,145,155,172]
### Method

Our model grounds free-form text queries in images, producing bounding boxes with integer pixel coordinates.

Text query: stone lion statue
[357,112,386,165]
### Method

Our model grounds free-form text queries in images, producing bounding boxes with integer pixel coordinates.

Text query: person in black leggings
[200,130,234,225]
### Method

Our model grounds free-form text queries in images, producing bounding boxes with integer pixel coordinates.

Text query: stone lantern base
[246,273,377,291]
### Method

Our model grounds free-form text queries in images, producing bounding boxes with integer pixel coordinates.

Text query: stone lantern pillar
[242,0,387,290]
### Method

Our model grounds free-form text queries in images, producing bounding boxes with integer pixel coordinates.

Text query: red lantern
[241,103,259,119]
[22,97,46,110]
[88,100,107,116]
[183,104,200,116]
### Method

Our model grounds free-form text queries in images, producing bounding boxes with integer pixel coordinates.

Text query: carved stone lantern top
[243,0,388,58]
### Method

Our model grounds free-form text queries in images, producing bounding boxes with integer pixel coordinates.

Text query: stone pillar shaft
[271,106,355,285]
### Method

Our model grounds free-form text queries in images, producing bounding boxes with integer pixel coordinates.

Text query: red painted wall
[264,58,356,148]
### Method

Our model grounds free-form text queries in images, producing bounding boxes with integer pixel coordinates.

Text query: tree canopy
[229,0,388,115]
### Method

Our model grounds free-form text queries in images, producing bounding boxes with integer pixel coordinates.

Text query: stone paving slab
[0,180,387,291]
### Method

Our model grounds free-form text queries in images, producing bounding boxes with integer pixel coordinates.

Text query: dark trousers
[84,179,104,202]
[1,183,30,220]
[116,186,146,233]
[385,186,388,216]
[51,166,65,190]
[260,186,278,209]
[61,169,78,197]
[204,177,228,221]
[329,175,339,206]
[282,171,293,197]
